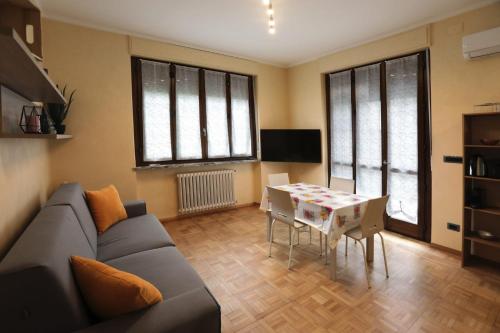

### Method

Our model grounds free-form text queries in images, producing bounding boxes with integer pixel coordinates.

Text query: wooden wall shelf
[0,133,72,139]
[0,27,65,104]
[464,175,500,183]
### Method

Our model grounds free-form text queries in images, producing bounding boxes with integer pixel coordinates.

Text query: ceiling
[37,0,496,67]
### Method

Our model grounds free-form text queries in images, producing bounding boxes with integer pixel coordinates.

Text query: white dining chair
[267,173,312,245]
[268,173,290,186]
[267,187,318,269]
[329,176,355,193]
[343,195,390,288]
[329,176,356,256]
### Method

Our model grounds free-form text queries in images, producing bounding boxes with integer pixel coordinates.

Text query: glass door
[326,51,431,241]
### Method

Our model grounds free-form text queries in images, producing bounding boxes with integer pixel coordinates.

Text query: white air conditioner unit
[463,26,500,60]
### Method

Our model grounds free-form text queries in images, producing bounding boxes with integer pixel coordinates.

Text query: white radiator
[177,170,236,214]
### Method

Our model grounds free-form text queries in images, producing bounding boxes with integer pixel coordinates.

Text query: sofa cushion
[85,185,128,234]
[71,256,163,319]
[46,183,98,254]
[97,214,175,262]
[0,206,94,333]
[105,247,204,299]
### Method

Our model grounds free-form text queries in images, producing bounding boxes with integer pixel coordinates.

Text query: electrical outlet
[447,222,460,232]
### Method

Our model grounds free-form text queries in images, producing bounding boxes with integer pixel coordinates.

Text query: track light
[262,0,270,5]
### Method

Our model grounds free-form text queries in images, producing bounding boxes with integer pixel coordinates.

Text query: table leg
[329,245,337,281]
[366,235,374,263]
[266,210,272,242]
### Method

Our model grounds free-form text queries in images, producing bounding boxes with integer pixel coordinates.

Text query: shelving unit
[462,112,500,268]
[0,133,72,139]
[0,27,65,104]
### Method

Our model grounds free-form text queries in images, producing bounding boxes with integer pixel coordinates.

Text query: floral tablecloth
[260,183,371,248]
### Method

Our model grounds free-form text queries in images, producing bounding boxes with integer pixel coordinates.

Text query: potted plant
[46,85,76,134]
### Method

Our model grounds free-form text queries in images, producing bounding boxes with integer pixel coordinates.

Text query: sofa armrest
[124,200,147,218]
[75,287,220,333]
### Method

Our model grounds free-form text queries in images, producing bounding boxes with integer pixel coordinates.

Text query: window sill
[133,158,259,171]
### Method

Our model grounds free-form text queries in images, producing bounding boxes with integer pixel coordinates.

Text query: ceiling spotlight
[267,4,274,16]
[269,16,275,27]
[269,27,276,34]
[262,0,270,5]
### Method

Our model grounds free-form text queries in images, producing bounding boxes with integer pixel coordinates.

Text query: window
[132,57,257,166]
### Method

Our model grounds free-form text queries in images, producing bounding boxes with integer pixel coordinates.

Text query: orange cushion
[70,256,163,319]
[85,185,127,234]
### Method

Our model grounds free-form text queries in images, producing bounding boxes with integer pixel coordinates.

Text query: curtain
[355,64,382,197]
[386,55,419,224]
[176,65,202,160]
[205,70,230,158]
[141,60,172,162]
[329,71,353,179]
[230,74,252,156]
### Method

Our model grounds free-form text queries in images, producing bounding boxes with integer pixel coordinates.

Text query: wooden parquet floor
[164,206,500,333]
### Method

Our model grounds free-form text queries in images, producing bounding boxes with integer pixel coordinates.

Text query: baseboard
[160,202,259,224]
[430,242,462,256]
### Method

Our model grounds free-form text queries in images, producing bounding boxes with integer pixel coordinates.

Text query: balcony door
[326,51,431,241]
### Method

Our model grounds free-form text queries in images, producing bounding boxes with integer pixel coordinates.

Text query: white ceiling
[37,0,496,67]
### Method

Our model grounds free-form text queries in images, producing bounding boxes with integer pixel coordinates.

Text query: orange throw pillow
[70,256,163,319]
[85,185,127,234]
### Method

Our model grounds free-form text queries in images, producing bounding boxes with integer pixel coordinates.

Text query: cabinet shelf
[464,235,500,249]
[464,206,500,216]
[0,133,72,139]
[0,27,65,103]
[464,175,500,183]
[464,144,500,148]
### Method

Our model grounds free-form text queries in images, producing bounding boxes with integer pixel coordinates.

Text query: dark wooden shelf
[464,175,500,183]
[0,133,72,139]
[464,144,500,148]
[0,27,65,103]
[464,235,500,249]
[464,206,500,216]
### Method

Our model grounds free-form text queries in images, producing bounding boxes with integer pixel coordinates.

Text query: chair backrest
[268,173,290,187]
[267,187,295,226]
[360,196,389,238]
[330,176,355,194]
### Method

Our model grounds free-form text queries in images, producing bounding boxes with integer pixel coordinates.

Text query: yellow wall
[41,19,290,220]
[287,3,500,250]
[0,89,50,258]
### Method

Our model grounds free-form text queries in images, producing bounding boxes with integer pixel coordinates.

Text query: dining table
[260,182,375,280]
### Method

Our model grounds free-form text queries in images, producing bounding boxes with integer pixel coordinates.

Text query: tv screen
[260,129,321,163]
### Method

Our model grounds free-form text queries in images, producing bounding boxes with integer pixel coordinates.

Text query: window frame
[325,49,432,242]
[131,56,257,167]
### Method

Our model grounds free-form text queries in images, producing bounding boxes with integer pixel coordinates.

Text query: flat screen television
[260,129,321,163]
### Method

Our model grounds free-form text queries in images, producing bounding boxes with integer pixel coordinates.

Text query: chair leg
[345,236,348,257]
[268,219,276,258]
[288,226,291,245]
[324,235,328,265]
[297,227,300,245]
[358,240,371,289]
[378,232,389,278]
[309,226,312,244]
[288,228,296,270]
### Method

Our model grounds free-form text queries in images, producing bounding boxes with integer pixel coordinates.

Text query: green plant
[46,85,76,134]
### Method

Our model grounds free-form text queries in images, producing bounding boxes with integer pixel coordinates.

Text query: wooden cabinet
[462,112,500,267]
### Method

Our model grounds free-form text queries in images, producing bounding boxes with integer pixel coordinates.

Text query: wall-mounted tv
[260,129,321,163]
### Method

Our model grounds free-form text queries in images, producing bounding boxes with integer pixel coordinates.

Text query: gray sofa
[0,183,220,333]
